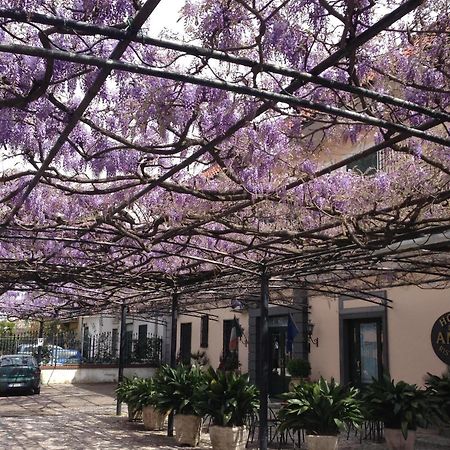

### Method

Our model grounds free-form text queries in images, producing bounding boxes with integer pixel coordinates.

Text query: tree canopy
[0,0,448,318]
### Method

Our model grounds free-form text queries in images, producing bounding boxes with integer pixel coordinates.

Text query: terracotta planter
[127,403,142,422]
[384,428,416,450]
[173,414,202,446]
[305,434,338,450]
[209,425,249,450]
[142,405,167,430]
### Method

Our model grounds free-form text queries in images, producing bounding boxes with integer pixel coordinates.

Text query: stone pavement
[0,384,449,449]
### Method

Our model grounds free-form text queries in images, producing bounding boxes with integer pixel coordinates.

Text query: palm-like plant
[115,376,145,420]
[363,375,432,439]
[425,372,450,425]
[278,377,364,436]
[202,367,259,427]
[115,376,140,405]
[152,364,208,416]
[131,377,158,409]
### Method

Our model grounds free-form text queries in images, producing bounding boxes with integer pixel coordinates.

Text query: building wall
[309,295,340,381]
[41,366,156,384]
[386,285,449,385]
[309,286,450,386]
[176,289,308,383]
[177,309,249,372]
[80,315,163,338]
[80,314,167,362]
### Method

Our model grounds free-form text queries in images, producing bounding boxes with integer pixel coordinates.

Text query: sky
[147,0,186,36]
[0,0,188,173]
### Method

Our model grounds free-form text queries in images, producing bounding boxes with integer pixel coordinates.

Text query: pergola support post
[116,303,127,416]
[36,320,44,366]
[258,270,270,450]
[167,291,178,437]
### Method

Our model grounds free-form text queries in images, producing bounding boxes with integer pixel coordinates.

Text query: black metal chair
[246,407,304,448]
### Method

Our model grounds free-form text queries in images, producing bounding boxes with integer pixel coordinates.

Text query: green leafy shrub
[278,377,364,436]
[115,376,145,420]
[286,358,311,378]
[201,367,259,427]
[425,372,450,425]
[115,376,141,405]
[130,377,158,409]
[363,375,432,439]
[152,364,208,416]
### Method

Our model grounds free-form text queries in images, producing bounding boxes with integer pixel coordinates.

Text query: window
[111,328,118,356]
[125,324,133,363]
[347,152,378,175]
[180,323,192,365]
[221,319,239,370]
[200,315,209,348]
[223,319,233,358]
[137,324,148,359]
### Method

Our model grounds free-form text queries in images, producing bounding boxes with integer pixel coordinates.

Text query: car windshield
[0,356,36,367]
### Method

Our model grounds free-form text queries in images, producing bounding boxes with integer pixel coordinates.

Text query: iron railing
[0,331,162,366]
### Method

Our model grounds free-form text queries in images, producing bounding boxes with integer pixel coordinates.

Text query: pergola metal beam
[1,0,163,224]
[1,43,447,148]
[1,5,447,122]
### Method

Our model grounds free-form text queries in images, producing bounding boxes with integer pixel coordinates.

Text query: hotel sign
[431,312,450,365]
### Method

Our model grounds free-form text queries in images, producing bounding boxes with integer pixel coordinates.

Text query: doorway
[180,323,192,365]
[345,318,383,386]
[268,327,288,395]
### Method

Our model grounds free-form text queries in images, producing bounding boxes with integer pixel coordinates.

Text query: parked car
[17,344,81,365]
[0,355,41,395]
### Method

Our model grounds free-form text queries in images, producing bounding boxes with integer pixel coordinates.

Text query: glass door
[268,327,288,395]
[347,319,382,386]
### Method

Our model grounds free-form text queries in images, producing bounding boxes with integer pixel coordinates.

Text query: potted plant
[202,367,259,450]
[132,377,168,430]
[115,377,142,421]
[278,377,364,450]
[152,364,208,446]
[286,358,311,390]
[425,372,450,431]
[364,375,432,450]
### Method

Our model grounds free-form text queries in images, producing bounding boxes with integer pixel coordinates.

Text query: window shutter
[200,315,209,348]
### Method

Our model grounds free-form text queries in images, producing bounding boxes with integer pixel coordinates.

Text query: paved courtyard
[0,384,449,449]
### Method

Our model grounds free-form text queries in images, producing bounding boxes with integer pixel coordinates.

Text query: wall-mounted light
[307,321,319,348]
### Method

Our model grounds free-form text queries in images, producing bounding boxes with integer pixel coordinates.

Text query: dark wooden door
[180,323,192,365]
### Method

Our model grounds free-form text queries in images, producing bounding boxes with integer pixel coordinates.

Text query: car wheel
[33,387,41,395]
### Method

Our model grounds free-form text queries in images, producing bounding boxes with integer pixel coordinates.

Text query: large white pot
[174,414,202,447]
[384,428,416,450]
[142,405,167,430]
[209,425,249,450]
[305,434,338,450]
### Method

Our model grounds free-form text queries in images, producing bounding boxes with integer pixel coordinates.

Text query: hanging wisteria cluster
[0,0,449,318]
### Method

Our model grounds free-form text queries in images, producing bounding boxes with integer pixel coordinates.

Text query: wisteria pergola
[0,0,449,447]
